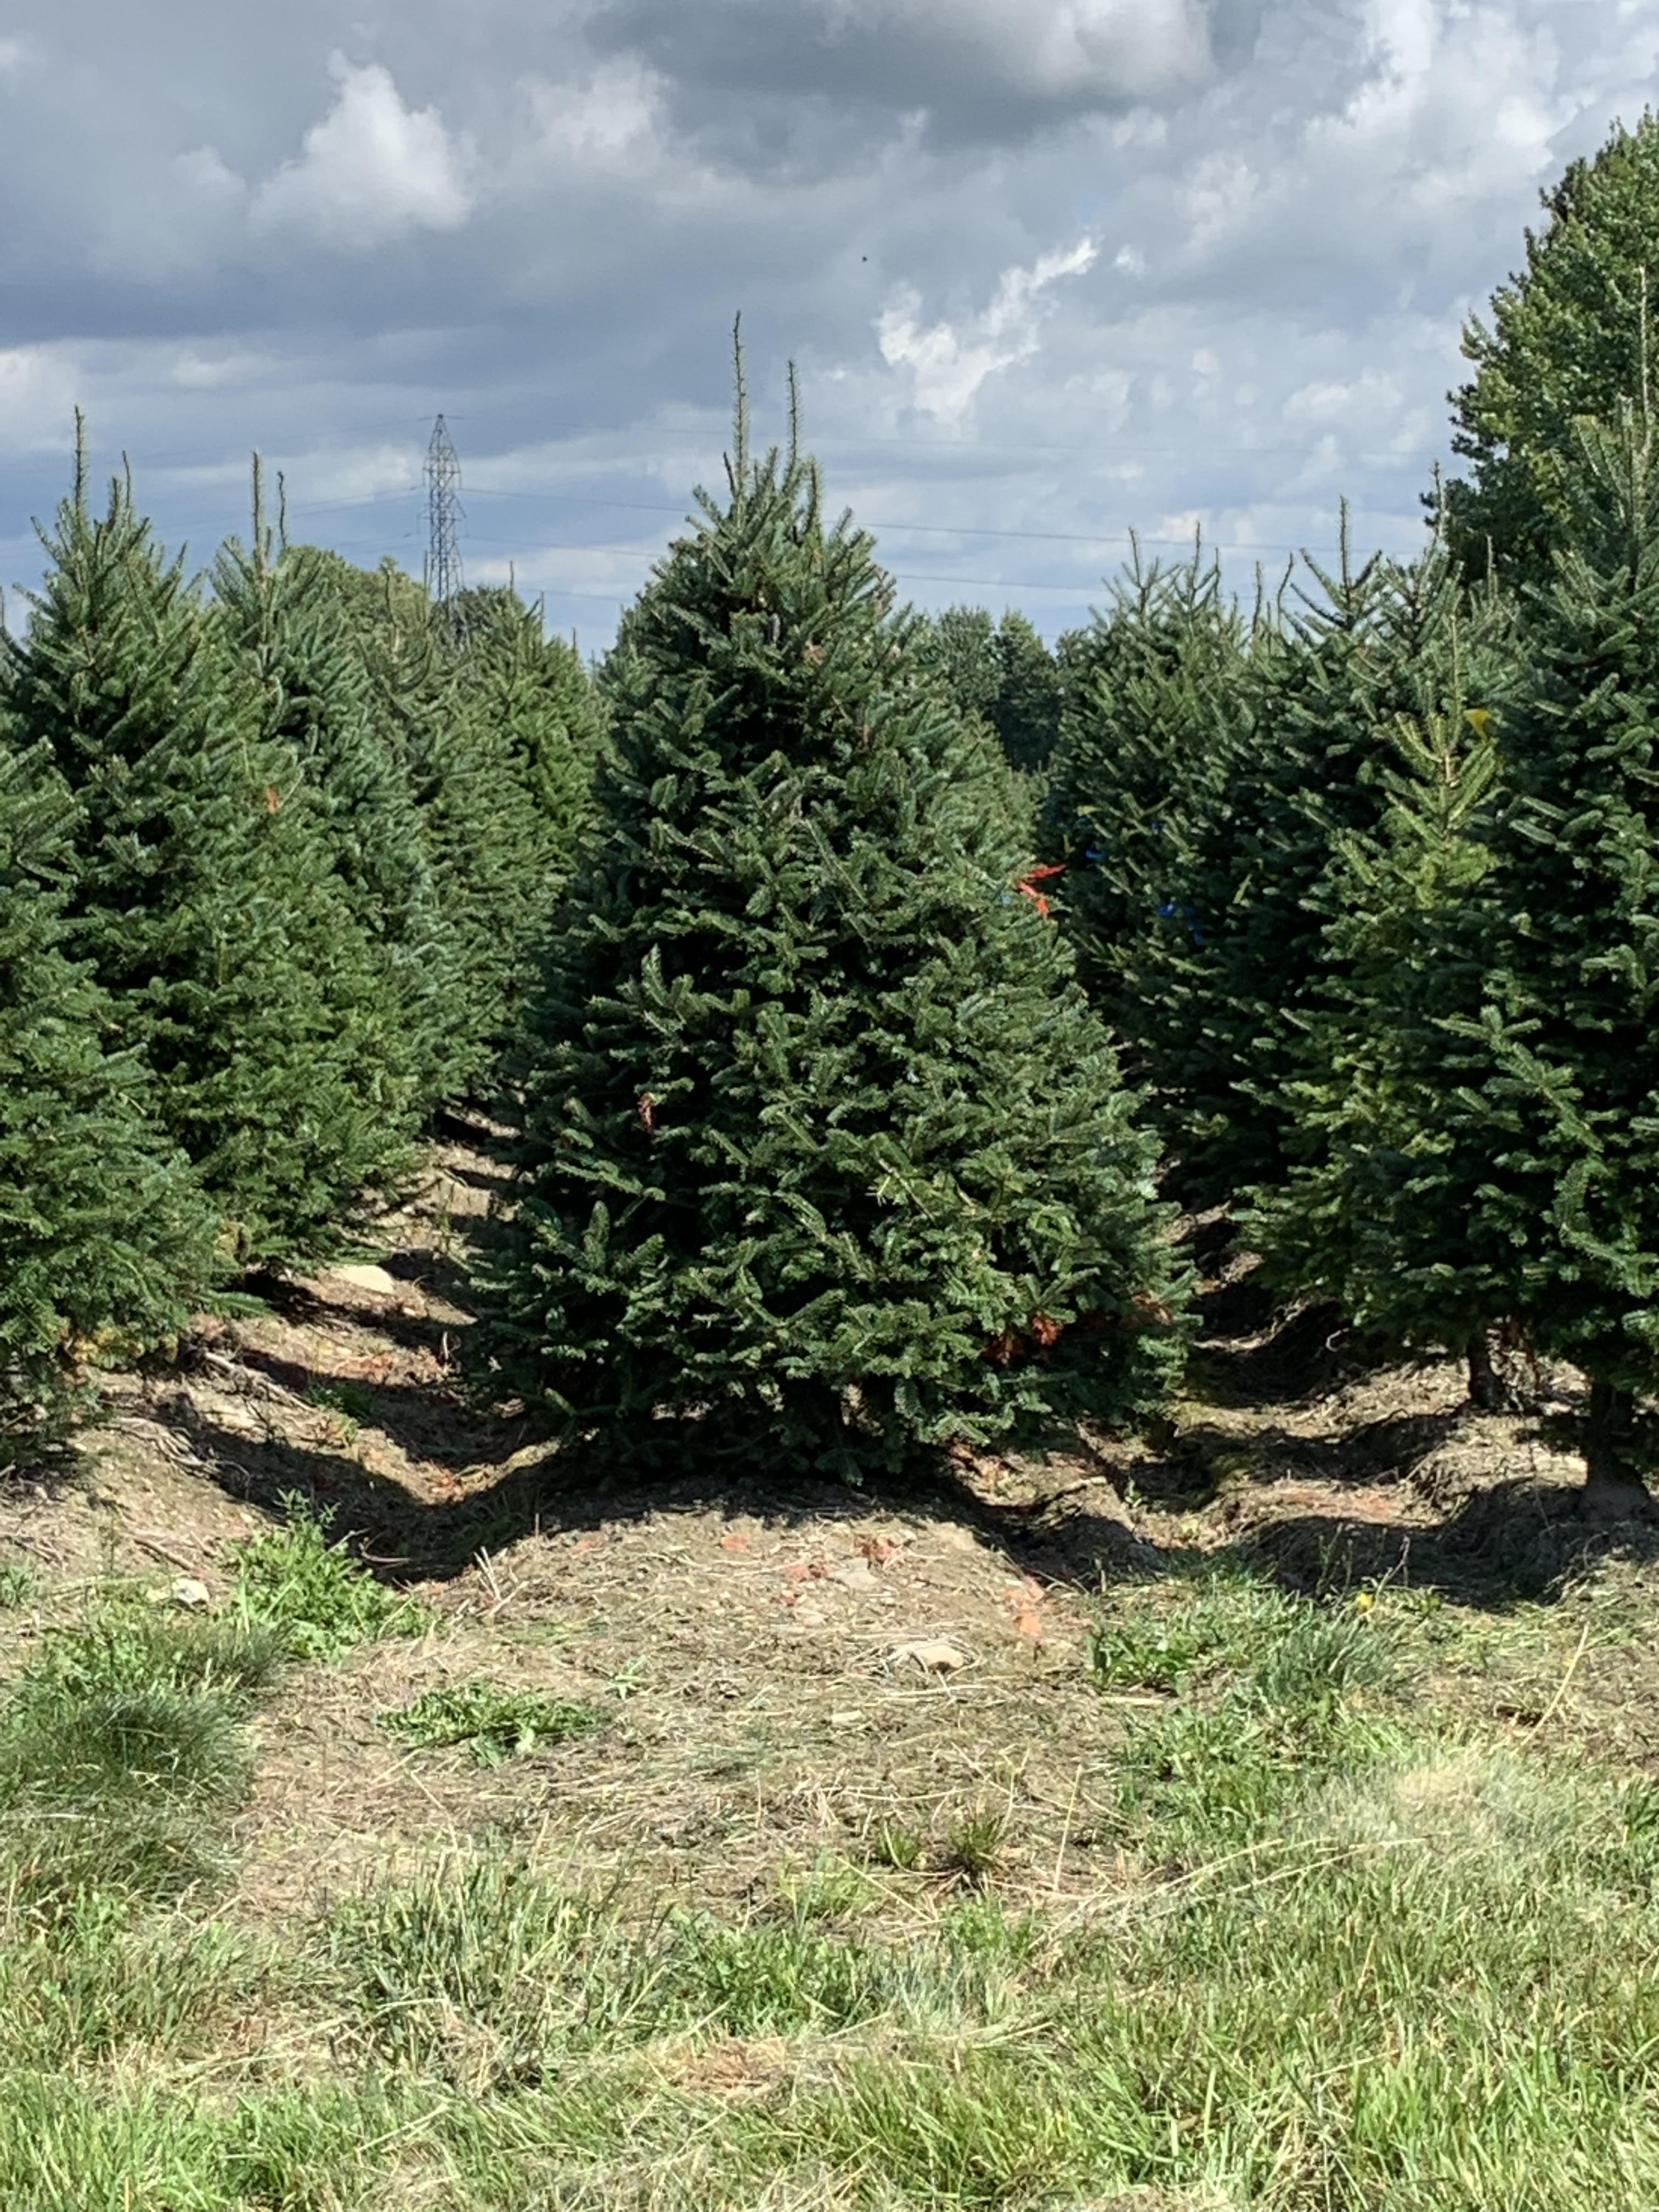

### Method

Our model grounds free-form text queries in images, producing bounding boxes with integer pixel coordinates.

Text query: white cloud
[0,38,27,78]
[174,146,246,208]
[525,61,662,168]
[878,237,1099,423]
[252,57,474,249]
[0,346,83,455]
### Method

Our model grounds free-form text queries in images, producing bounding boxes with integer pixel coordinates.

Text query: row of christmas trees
[8,114,1659,1513]
[476,116,1659,1514]
[1,431,601,1453]
[468,401,1659,1515]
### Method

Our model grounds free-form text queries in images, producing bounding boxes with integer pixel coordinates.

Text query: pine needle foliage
[1242,695,1511,1380]
[1042,543,1249,1051]
[479,393,1183,1475]
[3,436,405,1262]
[1052,537,1502,1206]
[919,607,1063,774]
[452,584,605,867]
[211,471,445,1116]
[1441,109,1659,586]
[344,565,571,1100]
[0,739,213,1454]
[1447,405,1659,1502]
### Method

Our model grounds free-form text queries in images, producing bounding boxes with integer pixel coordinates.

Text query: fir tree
[1440,111,1659,586]
[1053,537,1493,1205]
[211,467,446,1115]
[0,735,213,1454]
[1042,544,1248,1050]
[919,607,1063,773]
[1242,697,1515,1401]
[917,606,1000,730]
[1448,407,1659,1509]
[990,611,1063,774]
[477,382,1184,1475]
[452,582,605,867]
[3,435,406,1261]
[347,568,561,1099]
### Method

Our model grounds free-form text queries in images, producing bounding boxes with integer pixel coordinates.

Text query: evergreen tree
[452,582,605,868]
[212,470,446,1114]
[1440,110,1659,586]
[347,568,563,1099]
[1042,545,1248,1046]
[919,606,1063,773]
[1445,408,1659,1509]
[1053,538,1493,1205]
[1242,698,1515,1401]
[478,391,1183,1475]
[990,611,1063,774]
[917,606,1000,730]
[0,736,213,1454]
[3,438,407,1261]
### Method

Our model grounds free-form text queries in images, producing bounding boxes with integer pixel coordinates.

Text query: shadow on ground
[159,1376,1656,1622]
[100,1192,1657,1622]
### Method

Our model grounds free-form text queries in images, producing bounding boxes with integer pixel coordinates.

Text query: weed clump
[232,1492,425,1660]
[380,1680,603,1765]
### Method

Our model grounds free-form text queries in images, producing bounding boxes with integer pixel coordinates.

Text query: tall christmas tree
[918,607,1063,774]
[1051,537,1494,1206]
[990,611,1063,775]
[1242,692,1517,1402]
[4,432,405,1261]
[477,373,1184,1474]
[337,561,569,1099]
[0,735,213,1454]
[211,469,445,1114]
[1042,544,1248,1052]
[452,582,605,868]
[1449,407,1659,1509]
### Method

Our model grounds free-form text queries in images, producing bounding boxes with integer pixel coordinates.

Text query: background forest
[7,112,1659,1516]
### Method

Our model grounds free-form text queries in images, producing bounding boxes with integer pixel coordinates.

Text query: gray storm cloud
[590,0,1218,135]
[0,0,1656,648]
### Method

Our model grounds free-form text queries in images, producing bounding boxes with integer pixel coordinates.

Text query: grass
[380,1679,605,1765]
[0,1601,283,1917]
[232,1491,427,1660]
[6,1552,1659,2206]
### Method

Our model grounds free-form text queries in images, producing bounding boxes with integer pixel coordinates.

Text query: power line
[291,483,1427,558]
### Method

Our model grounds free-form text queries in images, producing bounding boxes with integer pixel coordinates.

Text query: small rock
[332,1263,401,1298]
[889,1637,969,1673]
[829,1559,879,1593]
[171,1576,212,1611]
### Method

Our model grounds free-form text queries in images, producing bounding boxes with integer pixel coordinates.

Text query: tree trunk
[1466,1331,1503,1410]
[1581,1378,1657,1522]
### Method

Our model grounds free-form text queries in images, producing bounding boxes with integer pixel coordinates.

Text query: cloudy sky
[2,1,1656,650]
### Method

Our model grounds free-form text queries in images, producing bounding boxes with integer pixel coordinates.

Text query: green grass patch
[323,1852,1036,2091]
[0,1602,283,1917]
[379,1679,603,1765]
[6,1553,1659,2207]
[232,1493,426,1660]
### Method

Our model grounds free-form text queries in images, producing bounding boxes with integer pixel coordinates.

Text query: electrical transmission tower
[424,414,466,642]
